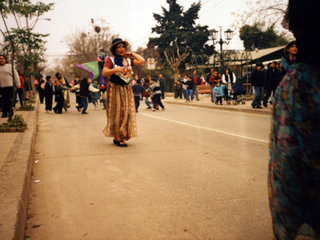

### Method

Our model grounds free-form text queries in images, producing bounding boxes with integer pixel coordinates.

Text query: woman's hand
[125,52,133,58]
[117,66,127,73]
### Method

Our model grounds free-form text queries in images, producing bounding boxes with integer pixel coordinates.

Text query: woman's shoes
[117,142,128,147]
[113,139,128,147]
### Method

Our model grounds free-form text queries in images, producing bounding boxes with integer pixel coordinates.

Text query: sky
[2,0,249,61]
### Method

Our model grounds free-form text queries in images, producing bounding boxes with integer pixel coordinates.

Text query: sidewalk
[0,103,38,240]
[162,93,272,116]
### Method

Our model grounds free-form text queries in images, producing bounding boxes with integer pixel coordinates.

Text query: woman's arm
[102,57,127,77]
[126,52,145,66]
[102,66,127,77]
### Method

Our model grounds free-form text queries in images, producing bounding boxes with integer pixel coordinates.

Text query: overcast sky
[2,0,249,60]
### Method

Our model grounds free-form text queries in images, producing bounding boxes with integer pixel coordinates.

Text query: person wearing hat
[249,63,264,109]
[102,38,145,147]
[281,40,298,73]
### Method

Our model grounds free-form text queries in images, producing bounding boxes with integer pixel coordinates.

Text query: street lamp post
[210,27,234,73]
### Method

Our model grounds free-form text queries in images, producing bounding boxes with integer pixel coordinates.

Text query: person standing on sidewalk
[191,70,200,101]
[207,68,215,102]
[16,70,25,107]
[263,61,281,107]
[281,40,298,73]
[44,76,54,113]
[250,63,264,109]
[158,74,166,99]
[186,75,194,102]
[213,82,224,105]
[102,38,145,147]
[0,54,20,118]
[209,69,222,103]
[268,0,320,239]
[222,68,236,103]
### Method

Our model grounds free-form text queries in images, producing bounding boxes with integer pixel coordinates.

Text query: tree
[1,0,53,119]
[148,0,213,81]
[1,1,54,74]
[64,18,116,77]
[239,22,288,50]
[233,0,288,30]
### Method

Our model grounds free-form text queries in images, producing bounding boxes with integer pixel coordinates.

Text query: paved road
[25,97,273,240]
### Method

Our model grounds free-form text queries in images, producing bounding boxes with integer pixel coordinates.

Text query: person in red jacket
[16,70,25,106]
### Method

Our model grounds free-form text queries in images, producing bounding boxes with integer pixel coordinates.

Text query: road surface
[25,97,273,240]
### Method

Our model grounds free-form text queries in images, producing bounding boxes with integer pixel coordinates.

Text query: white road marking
[140,112,269,144]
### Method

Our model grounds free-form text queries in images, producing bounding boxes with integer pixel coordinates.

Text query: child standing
[214,82,224,105]
[149,77,165,112]
[186,75,194,102]
[131,79,146,112]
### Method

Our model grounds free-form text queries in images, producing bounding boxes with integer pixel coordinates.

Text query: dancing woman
[102,38,145,147]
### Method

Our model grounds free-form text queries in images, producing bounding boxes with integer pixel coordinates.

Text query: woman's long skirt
[102,82,137,141]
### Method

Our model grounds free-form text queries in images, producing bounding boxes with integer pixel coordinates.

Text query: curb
[0,101,39,240]
[164,100,271,116]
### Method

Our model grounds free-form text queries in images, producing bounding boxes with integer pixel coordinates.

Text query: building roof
[249,46,285,64]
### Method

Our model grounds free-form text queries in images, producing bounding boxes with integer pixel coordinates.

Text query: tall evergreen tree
[149,0,213,75]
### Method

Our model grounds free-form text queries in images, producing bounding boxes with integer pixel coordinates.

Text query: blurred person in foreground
[268,0,320,239]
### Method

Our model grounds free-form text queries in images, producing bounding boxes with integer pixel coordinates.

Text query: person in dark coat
[44,76,54,112]
[158,74,166,99]
[53,77,69,114]
[38,75,45,104]
[250,63,265,109]
[75,78,99,114]
[263,61,281,107]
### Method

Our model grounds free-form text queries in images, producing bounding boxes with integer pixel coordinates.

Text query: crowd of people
[173,68,239,105]
[170,40,298,111]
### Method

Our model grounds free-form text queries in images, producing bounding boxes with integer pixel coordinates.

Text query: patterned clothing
[102,82,137,141]
[268,62,320,239]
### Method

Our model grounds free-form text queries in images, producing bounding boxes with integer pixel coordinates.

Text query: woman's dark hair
[287,0,320,66]
[0,54,7,61]
[143,78,149,83]
[55,72,60,78]
[111,42,127,56]
[223,68,233,82]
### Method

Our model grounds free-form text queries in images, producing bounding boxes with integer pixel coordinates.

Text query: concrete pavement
[0,104,38,240]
